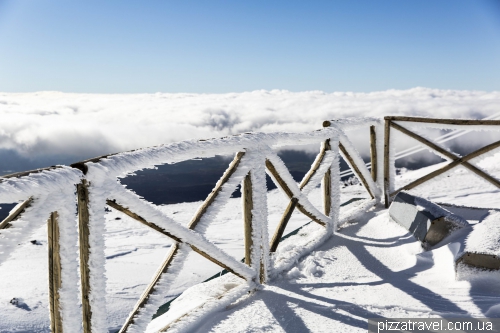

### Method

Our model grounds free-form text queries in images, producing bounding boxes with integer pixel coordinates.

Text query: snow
[147,276,255,333]
[2,126,500,332]
[146,153,500,332]
[2,165,500,332]
[463,211,500,256]
[182,205,500,332]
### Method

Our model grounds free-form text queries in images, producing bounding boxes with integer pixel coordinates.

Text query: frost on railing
[323,117,383,226]
[0,119,383,333]
[0,167,83,333]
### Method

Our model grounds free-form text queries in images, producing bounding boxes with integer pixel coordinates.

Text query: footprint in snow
[10,298,31,311]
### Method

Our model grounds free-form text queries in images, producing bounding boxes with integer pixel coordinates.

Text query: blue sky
[0,0,499,93]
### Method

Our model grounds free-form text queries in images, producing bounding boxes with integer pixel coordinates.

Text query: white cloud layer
[0,87,499,162]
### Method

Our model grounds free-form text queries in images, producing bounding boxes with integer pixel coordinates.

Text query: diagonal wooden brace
[338,142,374,199]
[188,152,245,230]
[269,139,332,252]
[106,199,248,280]
[390,122,500,196]
[265,159,327,227]
[391,138,500,196]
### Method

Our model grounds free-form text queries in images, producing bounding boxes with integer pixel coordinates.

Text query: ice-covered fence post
[243,172,268,283]
[0,167,83,333]
[242,150,268,284]
[324,137,340,232]
[77,179,92,333]
[242,173,253,267]
[48,211,63,333]
[383,118,391,208]
[323,139,332,217]
[370,125,377,182]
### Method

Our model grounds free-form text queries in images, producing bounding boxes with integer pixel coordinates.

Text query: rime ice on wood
[0,167,83,332]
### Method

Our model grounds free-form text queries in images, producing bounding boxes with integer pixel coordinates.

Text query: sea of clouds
[0,87,499,172]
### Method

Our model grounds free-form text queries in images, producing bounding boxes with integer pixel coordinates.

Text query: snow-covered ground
[1,150,500,332]
[186,207,500,333]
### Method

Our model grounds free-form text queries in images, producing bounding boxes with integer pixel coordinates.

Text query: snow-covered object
[325,116,381,128]
[0,167,83,332]
[389,192,468,246]
[98,132,346,330]
[455,211,500,272]
[413,196,469,229]
[325,141,340,231]
[464,211,500,256]
[338,198,378,228]
[82,131,344,332]
[83,178,110,332]
[76,129,347,332]
[188,152,252,234]
[374,123,385,195]
[86,129,341,180]
[300,150,335,196]
[244,150,270,282]
[146,275,255,333]
[103,180,256,280]
[269,136,341,276]
[3,143,500,331]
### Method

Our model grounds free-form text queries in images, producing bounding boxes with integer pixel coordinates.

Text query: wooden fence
[383,116,500,207]
[0,119,382,332]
